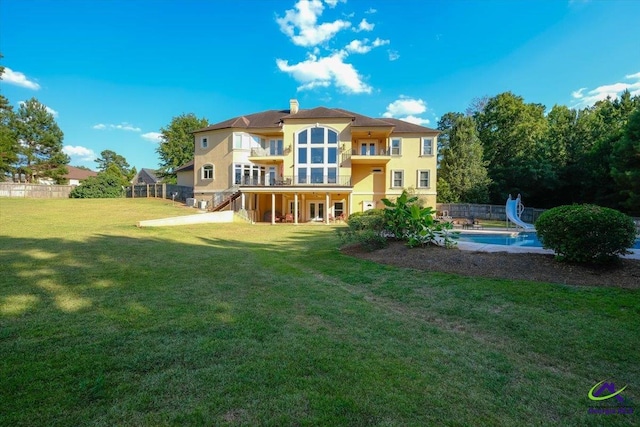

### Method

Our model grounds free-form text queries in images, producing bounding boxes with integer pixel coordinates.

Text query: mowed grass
[0,198,638,426]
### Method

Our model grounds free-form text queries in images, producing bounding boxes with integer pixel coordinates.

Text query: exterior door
[308,202,325,221]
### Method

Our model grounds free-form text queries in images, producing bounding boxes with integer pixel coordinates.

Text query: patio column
[271,193,276,225]
[348,192,353,216]
[294,193,299,225]
[241,193,245,210]
[325,192,330,224]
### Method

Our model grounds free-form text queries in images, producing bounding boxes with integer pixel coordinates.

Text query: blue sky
[1,0,639,171]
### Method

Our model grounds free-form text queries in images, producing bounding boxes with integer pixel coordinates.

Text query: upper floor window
[417,170,430,188]
[391,138,402,156]
[202,164,214,180]
[391,170,404,188]
[233,133,262,150]
[296,126,339,184]
[421,138,433,156]
[201,137,208,149]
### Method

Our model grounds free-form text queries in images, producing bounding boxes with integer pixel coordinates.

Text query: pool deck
[455,228,640,260]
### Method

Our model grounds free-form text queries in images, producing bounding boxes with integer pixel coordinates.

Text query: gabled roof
[194,103,439,134]
[196,110,289,132]
[133,168,161,184]
[65,166,98,180]
[281,107,355,120]
[378,118,439,133]
[175,160,194,172]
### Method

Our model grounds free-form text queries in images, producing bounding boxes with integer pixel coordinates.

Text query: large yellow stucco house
[190,99,438,224]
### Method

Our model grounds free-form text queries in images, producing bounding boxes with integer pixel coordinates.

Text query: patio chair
[284,213,294,223]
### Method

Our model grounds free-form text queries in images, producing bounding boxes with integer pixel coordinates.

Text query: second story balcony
[239,174,352,187]
[248,146,289,163]
[341,148,392,164]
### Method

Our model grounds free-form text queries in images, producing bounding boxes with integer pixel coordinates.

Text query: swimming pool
[457,232,640,249]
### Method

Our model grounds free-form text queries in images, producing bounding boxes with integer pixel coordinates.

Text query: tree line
[436,91,640,216]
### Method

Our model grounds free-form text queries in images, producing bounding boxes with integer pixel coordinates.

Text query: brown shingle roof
[281,107,355,120]
[378,118,439,133]
[175,160,194,172]
[194,104,439,134]
[65,166,97,180]
[196,110,289,132]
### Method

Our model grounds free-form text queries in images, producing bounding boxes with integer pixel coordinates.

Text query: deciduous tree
[156,113,208,183]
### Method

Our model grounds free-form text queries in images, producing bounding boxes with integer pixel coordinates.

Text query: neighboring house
[175,160,194,187]
[192,99,438,223]
[131,168,161,185]
[24,166,96,185]
[65,166,98,186]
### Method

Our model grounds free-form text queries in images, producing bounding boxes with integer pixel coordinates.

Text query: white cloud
[345,38,389,54]
[365,7,377,14]
[2,67,40,90]
[571,72,640,107]
[324,0,344,7]
[63,145,96,161]
[388,50,400,61]
[276,0,351,47]
[142,132,163,143]
[92,122,141,132]
[571,88,586,99]
[355,18,374,32]
[383,97,427,117]
[383,97,430,125]
[276,52,372,94]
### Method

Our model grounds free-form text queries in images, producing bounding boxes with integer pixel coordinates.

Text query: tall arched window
[296,126,338,184]
[202,164,214,180]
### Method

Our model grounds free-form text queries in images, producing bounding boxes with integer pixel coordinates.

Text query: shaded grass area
[0,198,638,426]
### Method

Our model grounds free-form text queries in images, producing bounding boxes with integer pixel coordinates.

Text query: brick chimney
[289,99,299,114]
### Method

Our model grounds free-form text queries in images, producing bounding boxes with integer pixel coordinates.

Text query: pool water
[458,232,640,249]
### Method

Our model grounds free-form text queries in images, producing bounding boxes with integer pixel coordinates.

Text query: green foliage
[156,113,209,183]
[95,149,134,181]
[611,107,640,215]
[382,190,456,248]
[69,171,126,198]
[437,114,490,203]
[336,209,387,251]
[12,98,69,183]
[535,204,636,264]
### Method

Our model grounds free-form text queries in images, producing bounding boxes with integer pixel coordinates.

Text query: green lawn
[1,198,638,426]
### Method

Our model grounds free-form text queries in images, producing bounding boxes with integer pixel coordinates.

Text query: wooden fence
[126,184,193,202]
[436,202,546,223]
[0,183,74,198]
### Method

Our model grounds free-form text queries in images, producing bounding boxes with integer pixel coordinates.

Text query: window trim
[417,169,430,188]
[202,164,214,180]
[421,137,433,156]
[390,137,402,156]
[391,169,404,188]
[200,137,208,149]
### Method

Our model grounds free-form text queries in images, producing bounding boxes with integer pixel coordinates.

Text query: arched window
[296,126,339,184]
[202,164,214,180]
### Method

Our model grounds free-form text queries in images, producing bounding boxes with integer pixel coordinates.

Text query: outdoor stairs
[210,189,241,212]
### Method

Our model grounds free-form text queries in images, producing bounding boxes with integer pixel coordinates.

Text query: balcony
[341,148,392,164]
[248,147,288,163]
[238,175,351,187]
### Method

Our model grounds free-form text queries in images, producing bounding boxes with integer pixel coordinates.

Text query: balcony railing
[341,147,391,162]
[238,175,351,187]
[250,147,287,157]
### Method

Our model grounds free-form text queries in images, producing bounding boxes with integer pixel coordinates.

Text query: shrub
[535,204,636,264]
[336,209,387,251]
[70,174,126,198]
[345,209,386,231]
[382,191,456,248]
